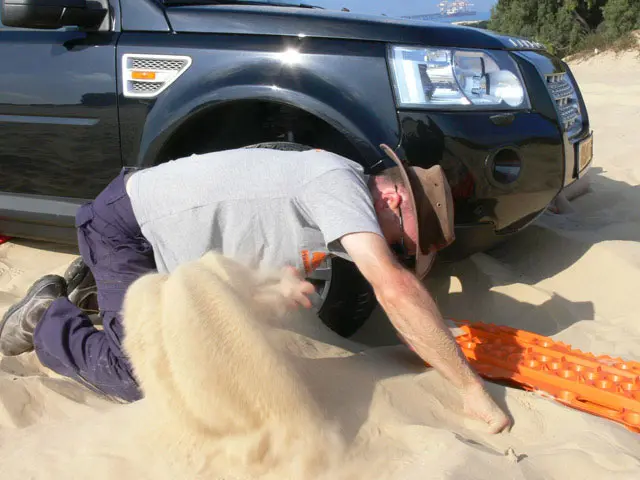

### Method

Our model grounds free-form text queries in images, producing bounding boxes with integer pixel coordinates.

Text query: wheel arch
[136,86,397,171]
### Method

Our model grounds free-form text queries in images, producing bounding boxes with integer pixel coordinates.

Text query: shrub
[488,0,638,56]
[601,0,640,38]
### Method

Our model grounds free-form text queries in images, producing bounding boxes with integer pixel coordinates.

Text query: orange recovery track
[444,320,640,433]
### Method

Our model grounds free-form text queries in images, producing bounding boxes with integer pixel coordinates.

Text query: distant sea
[403,11,491,24]
[441,11,491,23]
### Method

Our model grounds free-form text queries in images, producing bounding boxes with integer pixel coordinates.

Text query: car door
[0,1,121,201]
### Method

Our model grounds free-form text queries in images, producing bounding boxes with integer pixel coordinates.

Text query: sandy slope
[1,49,640,479]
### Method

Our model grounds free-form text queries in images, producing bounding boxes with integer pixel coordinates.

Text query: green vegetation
[487,0,640,57]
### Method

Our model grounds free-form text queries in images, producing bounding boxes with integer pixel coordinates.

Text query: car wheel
[243,141,378,337]
[306,255,377,337]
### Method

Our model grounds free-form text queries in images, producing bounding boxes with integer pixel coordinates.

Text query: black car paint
[0,29,121,200]
[399,110,565,227]
[165,4,507,48]
[120,0,168,32]
[118,34,400,171]
[0,0,591,256]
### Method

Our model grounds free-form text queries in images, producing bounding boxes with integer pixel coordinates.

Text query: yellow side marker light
[131,71,156,80]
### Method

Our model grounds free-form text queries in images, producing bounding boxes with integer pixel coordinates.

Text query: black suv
[0,0,593,336]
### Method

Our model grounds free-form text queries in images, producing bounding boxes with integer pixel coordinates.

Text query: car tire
[312,255,377,337]
[243,141,378,337]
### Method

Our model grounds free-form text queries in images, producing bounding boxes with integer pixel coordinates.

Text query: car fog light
[490,148,522,185]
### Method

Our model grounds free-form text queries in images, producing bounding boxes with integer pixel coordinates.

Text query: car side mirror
[1,0,107,30]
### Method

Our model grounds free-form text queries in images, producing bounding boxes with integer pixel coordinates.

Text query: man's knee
[33,300,142,403]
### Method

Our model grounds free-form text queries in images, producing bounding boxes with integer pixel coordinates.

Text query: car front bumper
[394,49,593,259]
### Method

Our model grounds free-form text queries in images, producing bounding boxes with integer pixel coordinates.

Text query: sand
[2,48,640,479]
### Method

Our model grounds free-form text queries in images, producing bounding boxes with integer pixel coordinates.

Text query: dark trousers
[33,170,156,402]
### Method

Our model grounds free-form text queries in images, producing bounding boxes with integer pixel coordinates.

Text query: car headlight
[388,46,530,110]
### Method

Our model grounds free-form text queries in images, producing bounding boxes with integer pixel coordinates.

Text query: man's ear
[379,186,401,210]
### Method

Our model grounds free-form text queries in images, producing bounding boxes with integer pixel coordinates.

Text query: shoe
[64,256,89,292]
[0,275,67,356]
[64,257,98,312]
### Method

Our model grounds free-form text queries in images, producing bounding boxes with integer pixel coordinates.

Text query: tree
[602,0,640,38]
[488,0,638,56]
[488,0,593,56]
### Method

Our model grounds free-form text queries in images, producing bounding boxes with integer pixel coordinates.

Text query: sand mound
[2,51,640,479]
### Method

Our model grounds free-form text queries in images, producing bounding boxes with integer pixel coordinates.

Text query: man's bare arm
[340,231,481,391]
[339,232,511,433]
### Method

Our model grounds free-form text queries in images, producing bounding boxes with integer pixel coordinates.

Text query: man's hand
[253,266,316,312]
[277,266,316,309]
[339,231,511,434]
[461,382,512,434]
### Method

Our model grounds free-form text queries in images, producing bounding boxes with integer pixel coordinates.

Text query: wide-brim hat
[379,144,455,279]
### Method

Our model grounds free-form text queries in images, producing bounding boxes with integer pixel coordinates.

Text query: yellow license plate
[578,133,593,172]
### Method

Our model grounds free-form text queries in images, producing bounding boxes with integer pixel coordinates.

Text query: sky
[313,0,498,17]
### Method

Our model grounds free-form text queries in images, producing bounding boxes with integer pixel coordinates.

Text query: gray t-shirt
[126,147,384,276]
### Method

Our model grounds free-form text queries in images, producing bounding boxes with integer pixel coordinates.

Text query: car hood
[164,5,544,51]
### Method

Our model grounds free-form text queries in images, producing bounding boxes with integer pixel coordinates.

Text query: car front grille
[545,72,583,137]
